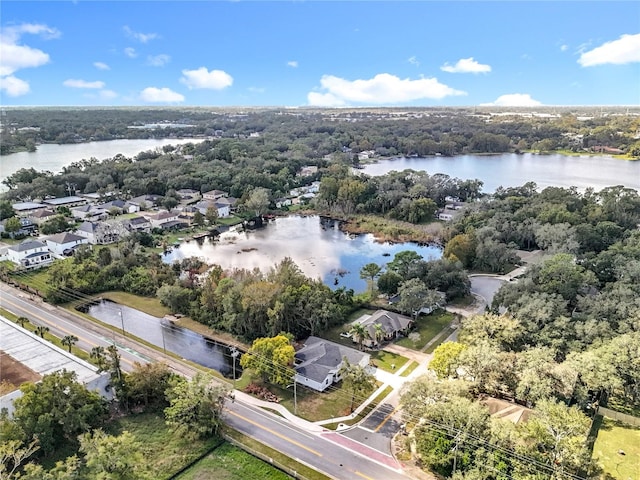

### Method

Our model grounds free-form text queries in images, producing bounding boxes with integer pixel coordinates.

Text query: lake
[358,153,640,192]
[0,138,204,188]
[163,215,443,293]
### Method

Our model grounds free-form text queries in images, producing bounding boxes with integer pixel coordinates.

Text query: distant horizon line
[3,104,640,110]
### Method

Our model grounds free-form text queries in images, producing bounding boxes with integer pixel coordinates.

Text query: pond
[82,300,239,377]
[162,215,443,293]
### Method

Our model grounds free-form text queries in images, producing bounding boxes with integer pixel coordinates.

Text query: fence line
[597,406,640,427]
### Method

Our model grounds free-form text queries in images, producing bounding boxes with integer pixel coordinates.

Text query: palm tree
[34,325,49,338]
[349,323,367,351]
[373,323,385,347]
[359,263,382,296]
[61,335,78,353]
[17,316,30,328]
[90,346,107,372]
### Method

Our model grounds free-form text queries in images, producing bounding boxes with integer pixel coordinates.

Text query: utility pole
[230,347,240,389]
[118,308,125,335]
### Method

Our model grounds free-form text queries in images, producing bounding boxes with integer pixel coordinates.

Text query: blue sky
[1,1,639,107]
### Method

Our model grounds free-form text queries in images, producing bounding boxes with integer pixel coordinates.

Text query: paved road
[0,284,412,479]
[225,401,408,480]
[0,285,152,373]
[469,276,506,309]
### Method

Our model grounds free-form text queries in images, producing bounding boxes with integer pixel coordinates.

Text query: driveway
[469,275,506,310]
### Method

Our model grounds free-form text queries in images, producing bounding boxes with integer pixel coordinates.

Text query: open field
[176,441,292,480]
[105,412,221,479]
[592,416,640,480]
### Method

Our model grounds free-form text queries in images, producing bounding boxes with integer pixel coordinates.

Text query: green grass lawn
[176,442,292,480]
[400,361,419,377]
[395,310,455,350]
[99,290,171,318]
[105,412,221,479]
[369,350,409,373]
[236,371,379,422]
[321,308,376,346]
[592,416,640,480]
[223,430,329,480]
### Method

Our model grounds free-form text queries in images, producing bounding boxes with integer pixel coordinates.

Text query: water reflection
[163,216,443,292]
[84,300,237,376]
[358,153,640,192]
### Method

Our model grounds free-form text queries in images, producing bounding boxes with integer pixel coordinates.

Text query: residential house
[6,240,53,269]
[28,209,58,226]
[294,336,370,392]
[42,196,87,209]
[176,189,201,202]
[146,210,185,229]
[0,217,37,237]
[125,216,152,233]
[193,200,231,218]
[275,198,292,209]
[71,204,109,222]
[202,189,228,201]
[75,221,124,244]
[44,232,89,256]
[129,194,163,210]
[352,310,414,348]
[12,202,46,217]
[438,211,454,221]
[99,199,139,214]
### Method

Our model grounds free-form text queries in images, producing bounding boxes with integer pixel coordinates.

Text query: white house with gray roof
[45,232,89,256]
[353,310,414,348]
[294,336,370,392]
[6,240,53,269]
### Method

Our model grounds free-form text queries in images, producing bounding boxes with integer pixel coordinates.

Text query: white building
[0,317,113,416]
[44,232,89,256]
[294,337,370,392]
[6,240,53,269]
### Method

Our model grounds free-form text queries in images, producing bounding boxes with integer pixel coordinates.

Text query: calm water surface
[0,138,203,185]
[85,300,235,375]
[163,216,443,293]
[358,153,640,192]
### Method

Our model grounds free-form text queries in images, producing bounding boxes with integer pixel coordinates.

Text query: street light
[229,347,240,388]
[117,308,125,335]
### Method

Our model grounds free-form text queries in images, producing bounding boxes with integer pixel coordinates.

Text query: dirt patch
[0,351,41,391]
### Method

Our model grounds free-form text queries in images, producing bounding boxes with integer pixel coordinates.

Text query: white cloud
[1,23,60,43]
[63,79,105,89]
[0,23,59,76]
[287,60,298,68]
[560,44,568,52]
[0,75,30,96]
[441,57,491,74]
[408,56,420,67]
[180,67,233,90]
[147,54,170,67]
[578,33,640,66]
[99,89,118,99]
[481,93,542,107]
[94,61,110,70]
[0,22,59,96]
[123,26,158,43]
[0,42,50,76]
[140,87,184,103]
[124,47,137,58]
[307,73,466,106]
[248,86,266,93]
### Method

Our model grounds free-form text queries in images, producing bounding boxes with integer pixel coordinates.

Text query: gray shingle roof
[295,336,369,383]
